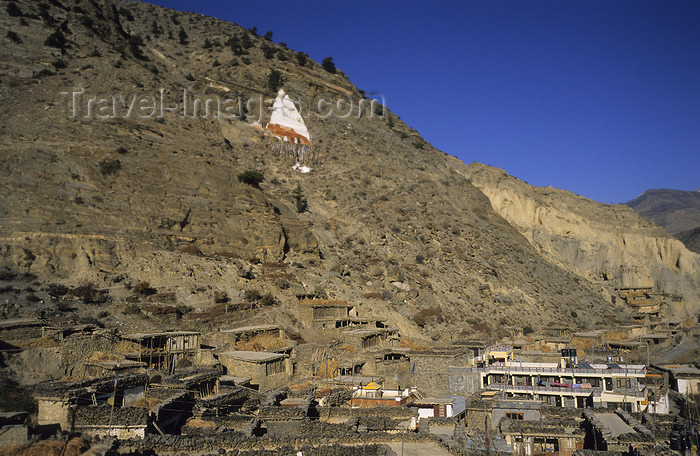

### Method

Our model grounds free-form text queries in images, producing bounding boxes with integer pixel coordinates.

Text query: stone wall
[411,352,471,396]
[116,430,457,455]
[36,398,71,429]
[0,425,29,448]
[316,406,415,422]
[448,367,482,395]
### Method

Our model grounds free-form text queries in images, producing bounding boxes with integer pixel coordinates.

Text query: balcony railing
[486,383,601,397]
[466,362,645,376]
[486,384,647,400]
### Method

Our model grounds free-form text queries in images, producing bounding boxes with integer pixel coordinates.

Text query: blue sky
[145,0,700,204]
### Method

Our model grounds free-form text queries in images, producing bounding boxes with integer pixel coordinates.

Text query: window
[506,412,523,420]
[616,378,631,389]
[265,359,286,376]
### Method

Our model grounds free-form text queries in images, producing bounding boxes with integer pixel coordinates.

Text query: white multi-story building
[468,346,648,412]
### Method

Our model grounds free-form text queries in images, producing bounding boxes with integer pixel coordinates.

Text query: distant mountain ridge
[627,188,700,235]
[676,227,700,254]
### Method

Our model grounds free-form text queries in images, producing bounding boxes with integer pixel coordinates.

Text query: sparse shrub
[292,183,307,213]
[26,294,40,303]
[0,269,17,281]
[122,303,140,315]
[44,30,67,49]
[267,69,284,93]
[127,35,147,60]
[99,159,121,176]
[134,281,156,296]
[116,146,128,154]
[203,38,212,49]
[46,283,69,299]
[97,311,110,318]
[260,293,277,307]
[176,305,193,317]
[118,7,134,21]
[79,15,93,28]
[7,31,22,44]
[55,301,73,312]
[237,170,264,188]
[214,291,229,303]
[226,34,244,56]
[244,289,262,302]
[412,140,424,149]
[184,73,195,81]
[570,310,578,319]
[71,282,109,304]
[322,56,336,73]
[276,278,290,289]
[241,32,253,49]
[151,20,162,37]
[241,56,251,65]
[413,307,444,327]
[413,314,426,327]
[6,3,23,17]
[523,325,534,335]
[178,27,188,45]
[179,245,201,256]
[261,43,276,59]
[296,51,308,66]
[313,286,327,299]
[263,31,273,41]
[415,254,425,264]
[34,69,55,78]
[52,58,67,69]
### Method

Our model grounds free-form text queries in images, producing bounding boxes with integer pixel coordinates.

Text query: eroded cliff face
[461,163,700,317]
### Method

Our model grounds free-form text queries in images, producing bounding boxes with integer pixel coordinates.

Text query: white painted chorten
[266,89,311,145]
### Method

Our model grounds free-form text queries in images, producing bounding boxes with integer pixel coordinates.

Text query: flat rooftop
[219,375,252,384]
[123,330,200,339]
[657,364,700,378]
[0,318,45,329]
[341,328,393,336]
[592,412,635,438]
[220,325,281,334]
[218,350,286,362]
[333,375,383,385]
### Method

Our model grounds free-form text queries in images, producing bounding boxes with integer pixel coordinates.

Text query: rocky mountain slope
[0,0,696,345]
[462,163,700,318]
[627,188,700,235]
[627,188,700,254]
[676,227,700,255]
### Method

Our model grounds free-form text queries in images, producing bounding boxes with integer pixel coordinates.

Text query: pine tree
[178,27,188,45]
[292,183,308,213]
[322,56,336,73]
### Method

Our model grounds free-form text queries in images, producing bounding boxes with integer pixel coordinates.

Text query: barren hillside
[0,0,695,346]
